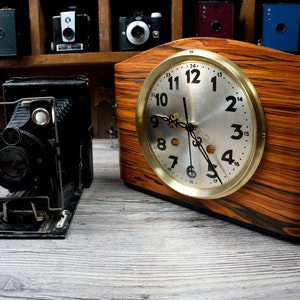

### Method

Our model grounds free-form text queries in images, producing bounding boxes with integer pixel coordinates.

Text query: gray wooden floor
[0,139,299,299]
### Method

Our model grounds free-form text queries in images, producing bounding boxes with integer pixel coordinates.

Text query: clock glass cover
[136,49,266,199]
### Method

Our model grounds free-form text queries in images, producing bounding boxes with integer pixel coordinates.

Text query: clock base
[115,37,300,242]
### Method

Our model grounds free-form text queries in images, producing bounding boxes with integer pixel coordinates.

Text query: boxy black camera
[118,11,162,51]
[51,6,90,53]
[0,76,93,238]
[0,7,31,56]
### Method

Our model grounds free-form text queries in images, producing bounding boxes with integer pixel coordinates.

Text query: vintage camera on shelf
[0,76,93,238]
[261,3,300,53]
[0,7,31,56]
[196,1,234,38]
[118,11,162,51]
[51,6,91,53]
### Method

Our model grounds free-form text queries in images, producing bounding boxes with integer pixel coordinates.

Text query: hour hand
[150,113,186,129]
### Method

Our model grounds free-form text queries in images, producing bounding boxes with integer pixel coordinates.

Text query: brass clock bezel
[136,49,266,199]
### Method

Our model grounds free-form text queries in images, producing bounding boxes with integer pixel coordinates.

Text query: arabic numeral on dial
[211,76,217,92]
[185,69,201,84]
[211,73,222,92]
[206,164,218,178]
[157,138,167,150]
[168,76,179,90]
[221,149,235,165]
[225,95,237,112]
[150,115,159,128]
[231,124,243,140]
[168,155,178,168]
[155,93,168,106]
[186,165,197,178]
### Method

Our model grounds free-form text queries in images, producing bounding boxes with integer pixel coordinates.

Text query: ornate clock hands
[151,113,197,178]
[150,114,186,129]
[151,111,223,184]
[151,100,223,185]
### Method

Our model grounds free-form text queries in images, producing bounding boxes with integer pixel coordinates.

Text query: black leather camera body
[118,11,162,51]
[0,76,93,238]
[51,7,90,53]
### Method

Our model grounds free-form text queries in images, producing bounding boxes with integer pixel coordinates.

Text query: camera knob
[32,108,51,126]
[151,12,162,18]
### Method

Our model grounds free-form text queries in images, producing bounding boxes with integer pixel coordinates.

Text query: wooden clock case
[114,38,300,242]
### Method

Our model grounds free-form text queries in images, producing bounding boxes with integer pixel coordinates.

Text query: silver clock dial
[137,50,266,199]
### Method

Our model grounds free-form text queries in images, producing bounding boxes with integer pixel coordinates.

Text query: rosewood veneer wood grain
[115,37,300,241]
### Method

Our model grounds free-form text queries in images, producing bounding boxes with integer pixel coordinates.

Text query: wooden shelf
[0,0,259,69]
[0,52,138,69]
[0,0,260,138]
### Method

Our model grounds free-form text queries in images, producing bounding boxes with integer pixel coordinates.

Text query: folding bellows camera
[0,76,93,238]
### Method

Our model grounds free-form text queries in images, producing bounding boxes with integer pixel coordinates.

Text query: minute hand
[182,97,223,185]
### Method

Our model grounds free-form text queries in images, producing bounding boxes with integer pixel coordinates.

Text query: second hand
[183,97,196,178]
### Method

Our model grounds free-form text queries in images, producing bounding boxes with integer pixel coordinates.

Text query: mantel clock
[115,38,300,241]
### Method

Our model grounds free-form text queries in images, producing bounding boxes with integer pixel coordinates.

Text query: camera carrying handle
[0,96,54,106]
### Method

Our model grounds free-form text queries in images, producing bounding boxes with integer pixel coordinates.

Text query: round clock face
[136,49,266,199]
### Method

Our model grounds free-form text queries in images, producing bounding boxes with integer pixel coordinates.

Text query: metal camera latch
[56,210,71,229]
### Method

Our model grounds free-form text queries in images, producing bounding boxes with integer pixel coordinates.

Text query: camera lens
[2,127,21,145]
[276,23,286,34]
[0,130,49,191]
[63,27,75,41]
[131,26,145,39]
[211,21,222,32]
[0,147,29,179]
[126,21,150,45]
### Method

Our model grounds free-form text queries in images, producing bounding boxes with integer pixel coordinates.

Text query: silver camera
[51,6,91,53]
[118,11,162,51]
[60,11,76,43]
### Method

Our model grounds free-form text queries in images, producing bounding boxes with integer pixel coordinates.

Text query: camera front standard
[118,11,162,51]
[0,76,93,238]
[51,7,91,53]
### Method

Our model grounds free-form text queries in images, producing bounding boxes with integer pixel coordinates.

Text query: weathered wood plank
[0,139,299,299]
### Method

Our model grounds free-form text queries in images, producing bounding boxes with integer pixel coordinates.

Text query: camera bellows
[56,99,73,122]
